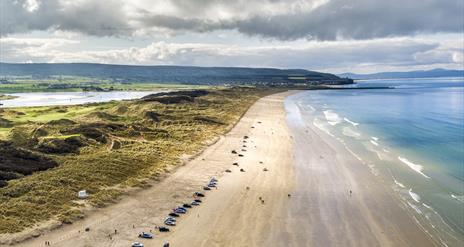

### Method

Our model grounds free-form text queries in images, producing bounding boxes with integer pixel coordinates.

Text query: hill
[0,63,352,85]
[339,68,464,80]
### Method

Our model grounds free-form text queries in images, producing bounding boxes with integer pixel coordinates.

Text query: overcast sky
[0,0,463,73]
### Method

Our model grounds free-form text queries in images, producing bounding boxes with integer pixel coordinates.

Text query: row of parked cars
[131,177,218,247]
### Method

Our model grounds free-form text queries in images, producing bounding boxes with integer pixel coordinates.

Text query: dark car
[169,212,180,217]
[194,192,205,197]
[159,226,170,232]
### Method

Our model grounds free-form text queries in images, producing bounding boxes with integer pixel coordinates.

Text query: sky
[0,0,463,74]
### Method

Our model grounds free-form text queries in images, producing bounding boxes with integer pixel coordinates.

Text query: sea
[0,91,163,108]
[287,77,464,246]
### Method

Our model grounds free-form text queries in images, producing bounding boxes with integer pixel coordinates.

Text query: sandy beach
[10,91,437,247]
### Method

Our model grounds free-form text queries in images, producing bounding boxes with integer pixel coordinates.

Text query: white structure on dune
[78,190,89,199]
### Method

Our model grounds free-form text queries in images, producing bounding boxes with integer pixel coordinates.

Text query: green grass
[0,76,212,93]
[0,87,280,233]
[42,134,82,140]
[18,106,99,122]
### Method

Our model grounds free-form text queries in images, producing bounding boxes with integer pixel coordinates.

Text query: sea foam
[342,127,361,138]
[370,140,379,146]
[344,117,359,126]
[451,194,464,203]
[323,110,342,126]
[409,189,421,203]
[394,179,406,188]
[407,201,423,214]
[398,156,430,178]
[313,118,334,137]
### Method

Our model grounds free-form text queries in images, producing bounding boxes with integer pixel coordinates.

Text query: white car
[165,220,176,226]
[165,217,176,222]
[132,242,144,247]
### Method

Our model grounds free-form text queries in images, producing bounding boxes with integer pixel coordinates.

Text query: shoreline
[5,91,440,246]
[288,87,464,246]
[284,96,438,246]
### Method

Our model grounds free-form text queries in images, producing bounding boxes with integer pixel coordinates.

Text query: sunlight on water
[0,91,163,108]
[288,77,464,246]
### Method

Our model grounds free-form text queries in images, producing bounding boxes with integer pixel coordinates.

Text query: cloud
[1,0,463,40]
[1,36,462,73]
[0,0,133,37]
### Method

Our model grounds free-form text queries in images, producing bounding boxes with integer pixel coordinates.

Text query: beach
[12,91,437,247]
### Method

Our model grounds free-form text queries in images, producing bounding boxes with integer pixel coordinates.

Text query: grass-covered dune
[0,87,278,234]
[0,94,17,100]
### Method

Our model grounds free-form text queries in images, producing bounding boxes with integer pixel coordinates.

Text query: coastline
[6,91,440,246]
[284,96,438,246]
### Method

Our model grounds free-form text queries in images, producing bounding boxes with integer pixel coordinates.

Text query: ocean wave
[323,110,342,126]
[342,127,361,138]
[409,189,421,203]
[451,194,464,203]
[383,148,390,153]
[394,179,406,188]
[313,118,334,137]
[398,156,430,179]
[422,203,433,210]
[371,136,379,141]
[370,140,379,146]
[407,201,423,214]
[344,117,359,126]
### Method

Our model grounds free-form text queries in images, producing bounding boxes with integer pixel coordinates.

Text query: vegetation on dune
[0,87,278,234]
[0,94,17,101]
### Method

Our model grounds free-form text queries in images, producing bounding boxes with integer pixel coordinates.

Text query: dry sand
[9,91,436,247]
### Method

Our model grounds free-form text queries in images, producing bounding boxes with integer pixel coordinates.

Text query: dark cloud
[0,0,133,37]
[232,0,464,40]
[0,0,463,40]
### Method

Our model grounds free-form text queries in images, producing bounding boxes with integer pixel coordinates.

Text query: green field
[0,76,213,94]
[0,87,279,233]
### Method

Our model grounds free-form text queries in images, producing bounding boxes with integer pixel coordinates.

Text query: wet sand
[10,91,436,247]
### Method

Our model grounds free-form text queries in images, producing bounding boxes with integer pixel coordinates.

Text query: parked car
[194,192,205,197]
[191,201,200,206]
[169,212,180,217]
[164,219,176,226]
[132,242,144,247]
[165,217,177,222]
[138,232,153,239]
[159,226,170,232]
[173,207,187,214]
